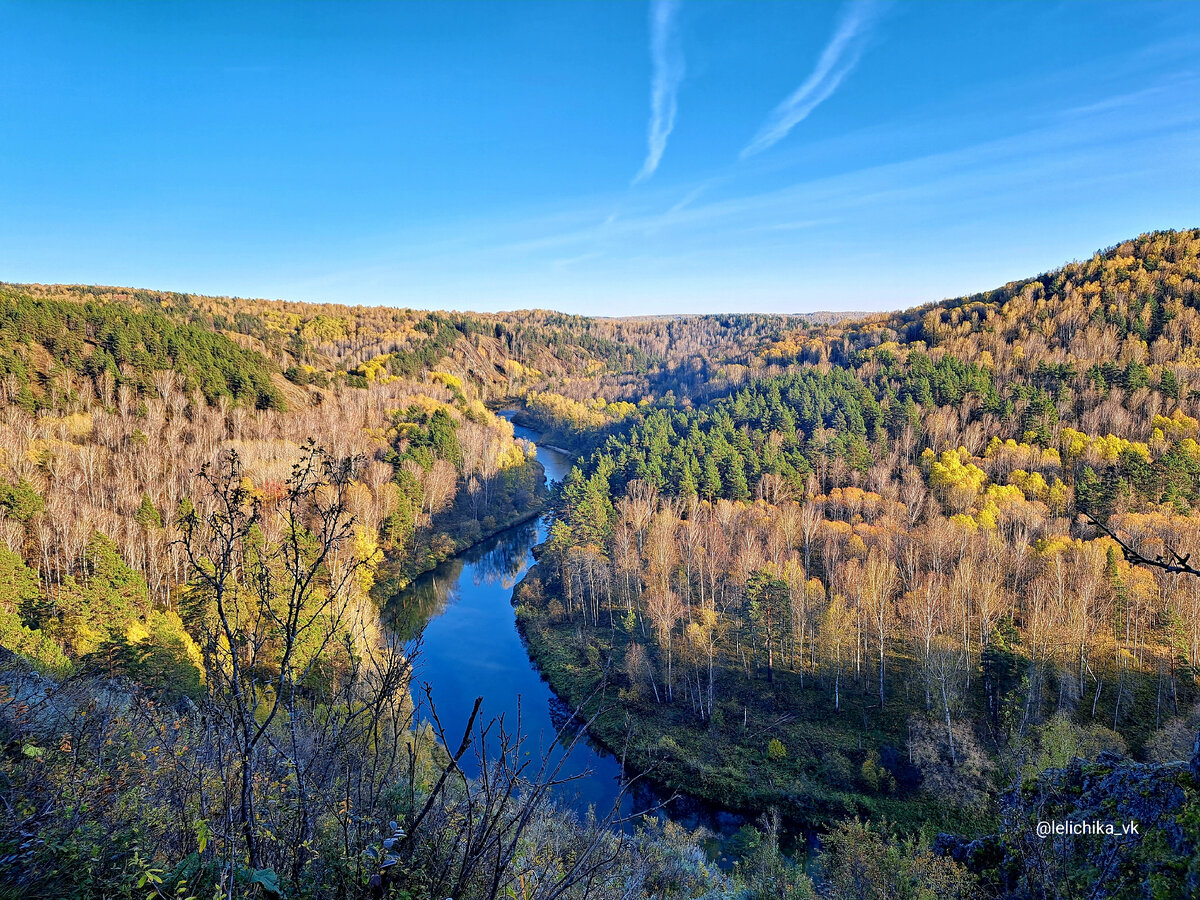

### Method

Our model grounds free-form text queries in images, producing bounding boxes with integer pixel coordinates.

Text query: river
[384,420,630,815]
[384,418,746,843]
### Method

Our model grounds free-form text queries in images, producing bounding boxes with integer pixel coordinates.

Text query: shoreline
[508,555,985,839]
[510,557,773,827]
[376,455,549,594]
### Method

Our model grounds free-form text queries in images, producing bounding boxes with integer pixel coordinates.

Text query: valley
[3,230,1200,898]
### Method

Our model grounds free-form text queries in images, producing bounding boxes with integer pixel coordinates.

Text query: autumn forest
[3,230,1200,899]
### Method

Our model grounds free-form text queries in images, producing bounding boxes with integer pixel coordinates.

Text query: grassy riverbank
[512,560,989,837]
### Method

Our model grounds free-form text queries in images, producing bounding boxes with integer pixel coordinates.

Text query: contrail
[742,0,879,158]
[634,0,685,184]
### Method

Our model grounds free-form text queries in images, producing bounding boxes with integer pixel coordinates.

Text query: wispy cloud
[409,86,1200,267]
[667,182,709,214]
[634,0,685,184]
[741,1,880,159]
[552,251,604,270]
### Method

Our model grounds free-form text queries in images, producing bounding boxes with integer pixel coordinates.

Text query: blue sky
[1,1,1197,315]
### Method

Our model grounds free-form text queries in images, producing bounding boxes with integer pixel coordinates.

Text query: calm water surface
[385,420,629,814]
[384,418,747,842]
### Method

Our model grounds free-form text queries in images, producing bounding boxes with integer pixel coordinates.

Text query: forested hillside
[525,230,1200,857]
[0,281,791,663]
[0,278,824,898]
[3,231,1200,899]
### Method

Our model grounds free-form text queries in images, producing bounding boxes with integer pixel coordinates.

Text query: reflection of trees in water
[382,517,539,641]
[383,557,465,641]
[466,519,538,589]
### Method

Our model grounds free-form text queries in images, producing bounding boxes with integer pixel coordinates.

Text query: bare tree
[178,442,363,875]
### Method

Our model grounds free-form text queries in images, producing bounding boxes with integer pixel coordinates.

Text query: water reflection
[381,417,744,836]
[383,519,537,642]
[379,558,464,642]
[382,425,631,814]
[468,518,539,588]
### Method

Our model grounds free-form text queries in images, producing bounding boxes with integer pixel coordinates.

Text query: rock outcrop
[937,749,1199,899]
